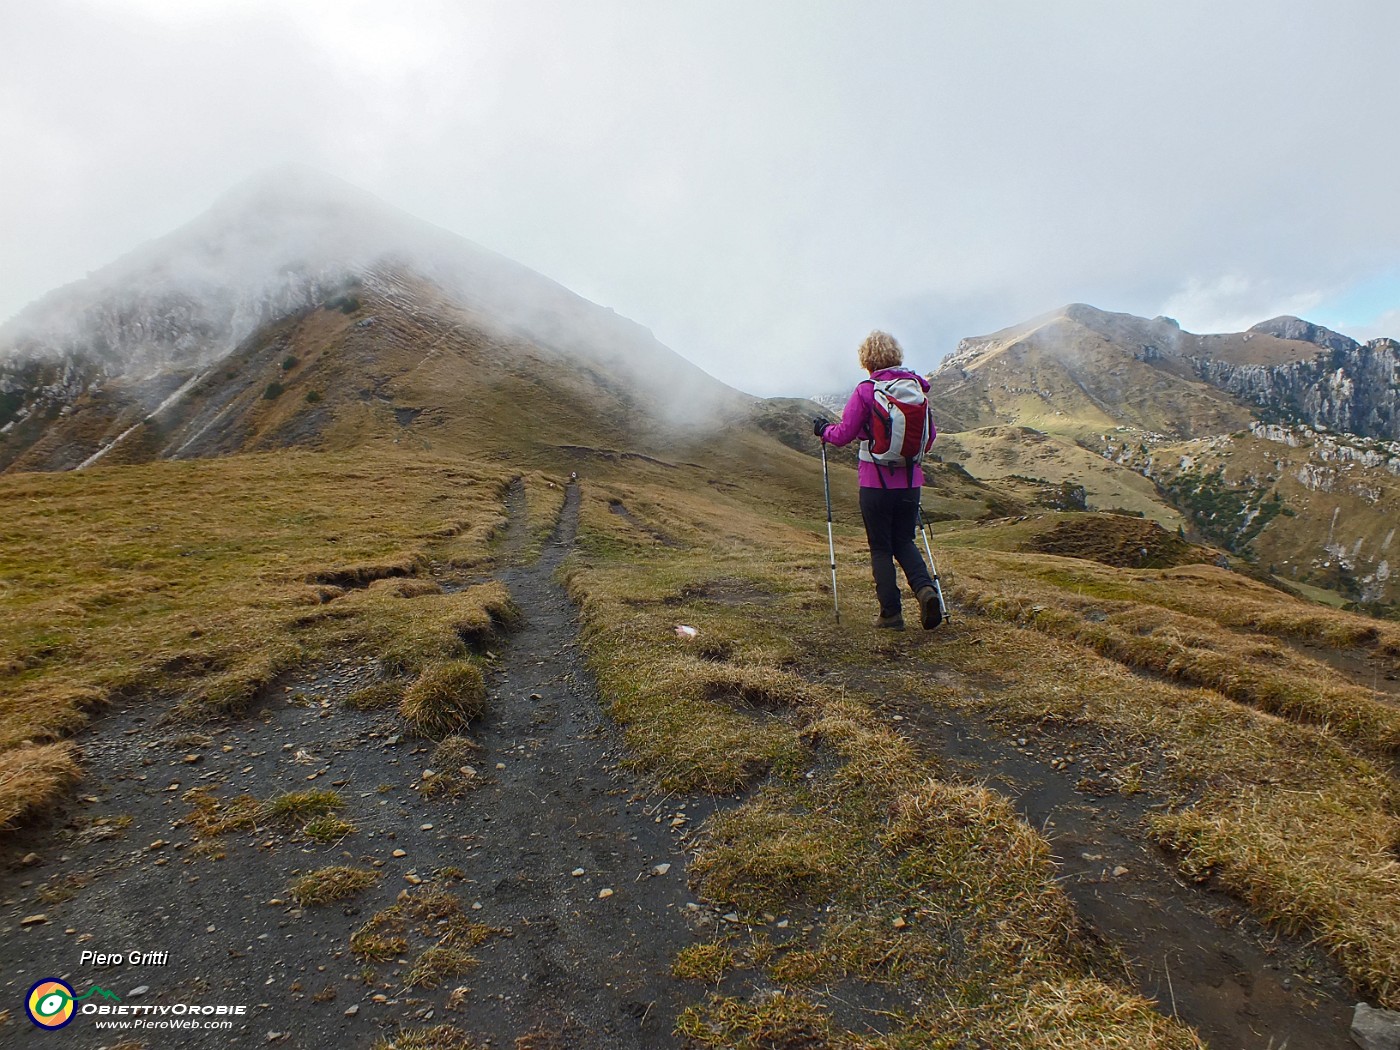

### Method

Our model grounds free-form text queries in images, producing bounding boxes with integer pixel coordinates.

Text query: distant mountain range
[922,304,1400,608]
[925,303,1399,443]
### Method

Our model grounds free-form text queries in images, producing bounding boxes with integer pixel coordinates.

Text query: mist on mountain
[0,166,744,428]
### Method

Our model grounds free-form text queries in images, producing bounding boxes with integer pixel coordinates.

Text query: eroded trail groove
[855,644,1358,1050]
[438,483,696,1046]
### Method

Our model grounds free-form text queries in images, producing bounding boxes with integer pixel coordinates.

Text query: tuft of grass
[672,942,736,983]
[36,872,91,905]
[676,991,835,1050]
[399,661,486,738]
[371,1025,483,1050]
[349,928,407,963]
[351,885,499,976]
[303,814,356,843]
[0,743,80,829]
[1003,978,1208,1049]
[365,581,519,678]
[404,945,477,988]
[288,866,378,906]
[345,680,405,711]
[369,578,445,599]
[419,735,484,799]
[266,789,342,823]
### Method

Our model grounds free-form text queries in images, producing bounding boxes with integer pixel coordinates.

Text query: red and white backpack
[859,375,930,484]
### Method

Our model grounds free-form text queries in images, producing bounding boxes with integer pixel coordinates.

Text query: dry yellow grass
[902,583,1400,1006]
[370,1025,483,1050]
[399,661,487,738]
[288,865,379,906]
[568,486,1205,1046]
[0,742,79,828]
[419,735,485,799]
[0,449,518,826]
[952,551,1400,754]
[1154,787,1400,1005]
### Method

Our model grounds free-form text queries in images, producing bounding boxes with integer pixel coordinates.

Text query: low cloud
[2,1,1397,396]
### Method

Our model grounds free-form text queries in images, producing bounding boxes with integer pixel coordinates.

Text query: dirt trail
[431,483,698,1046]
[0,483,698,1049]
[837,625,1358,1050]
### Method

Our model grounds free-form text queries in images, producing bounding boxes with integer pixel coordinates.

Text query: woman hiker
[813,330,940,630]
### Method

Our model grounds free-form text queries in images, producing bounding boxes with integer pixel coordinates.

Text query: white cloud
[2,0,1399,395]
[1158,275,1328,335]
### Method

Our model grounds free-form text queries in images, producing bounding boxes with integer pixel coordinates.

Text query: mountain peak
[1247,316,1358,354]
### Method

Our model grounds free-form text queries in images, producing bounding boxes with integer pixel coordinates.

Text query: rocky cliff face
[1193,337,1400,441]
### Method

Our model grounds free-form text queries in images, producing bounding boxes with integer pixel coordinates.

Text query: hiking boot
[875,613,905,631]
[917,586,943,630]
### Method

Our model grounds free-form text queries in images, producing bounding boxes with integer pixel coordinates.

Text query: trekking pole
[917,495,950,625]
[821,442,840,625]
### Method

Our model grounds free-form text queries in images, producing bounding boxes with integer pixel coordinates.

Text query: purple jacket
[822,368,936,488]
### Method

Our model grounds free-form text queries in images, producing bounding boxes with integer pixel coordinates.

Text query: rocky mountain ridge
[924,303,1400,608]
[931,304,1400,443]
[1195,336,1399,440]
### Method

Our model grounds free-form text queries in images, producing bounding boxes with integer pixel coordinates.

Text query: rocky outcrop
[1247,315,1358,354]
[1194,338,1400,441]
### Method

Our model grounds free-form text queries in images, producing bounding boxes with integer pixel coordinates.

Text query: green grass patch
[288,865,378,906]
[266,789,343,823]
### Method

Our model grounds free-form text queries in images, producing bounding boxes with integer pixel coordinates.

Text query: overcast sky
[2,1,1398,396]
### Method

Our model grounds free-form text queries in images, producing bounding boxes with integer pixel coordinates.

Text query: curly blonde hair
[858,330,904,372]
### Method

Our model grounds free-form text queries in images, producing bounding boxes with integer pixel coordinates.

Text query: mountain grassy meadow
[3,408,1398,1045]
[2,180,1398,1047]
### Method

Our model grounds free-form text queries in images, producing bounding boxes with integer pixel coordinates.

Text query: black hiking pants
[859,487,934,618]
